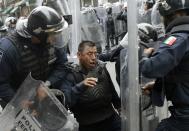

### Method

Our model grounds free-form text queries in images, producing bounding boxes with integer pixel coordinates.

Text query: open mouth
[89,62,96,66]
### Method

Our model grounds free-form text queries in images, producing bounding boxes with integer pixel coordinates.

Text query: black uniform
[0,32,67,106]
[105,13,115,48]
[140,16,189,131]
[60,61,121,131]
[117,9,127,33]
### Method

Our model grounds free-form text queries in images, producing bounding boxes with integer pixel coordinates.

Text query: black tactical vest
[8,33,56,89]
[69,62,115,125]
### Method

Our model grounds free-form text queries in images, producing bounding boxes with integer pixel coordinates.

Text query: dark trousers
[79,113,121,131]
[156,116,189,131]
[106,33,115,48]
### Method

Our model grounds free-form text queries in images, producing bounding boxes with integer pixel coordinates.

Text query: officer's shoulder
[0,37,16,52]
[161,33,188,46]
[173,33,189,40]
[65,62,80,73]
[64,62,80,82]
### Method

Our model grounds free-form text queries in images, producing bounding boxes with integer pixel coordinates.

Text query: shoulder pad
[65,62,80,72]
[0,37,16,52]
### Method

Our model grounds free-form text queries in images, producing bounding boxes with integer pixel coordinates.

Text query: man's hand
[142,81,155,95]
[143,48,155,57]
[83,77,98,87]
[44,81,51,87]
[21,100,34,109]
[36,84,48,101]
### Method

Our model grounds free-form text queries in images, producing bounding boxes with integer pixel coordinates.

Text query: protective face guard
[0,74,78,131]
[47,21,70,48]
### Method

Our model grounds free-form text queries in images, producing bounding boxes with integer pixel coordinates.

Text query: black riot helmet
[144,0,155,9]
[106,7,112,15]
[27,6,68,44]
[159,0,189,16]
[138,23,158,43]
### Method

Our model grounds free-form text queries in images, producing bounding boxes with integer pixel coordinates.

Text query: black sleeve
[47,47,68,86]
[117,11,124,20]
[98,45,123,62]
[0,40,19,102]
[59,73,87,108]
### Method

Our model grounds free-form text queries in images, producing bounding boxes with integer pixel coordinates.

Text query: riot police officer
[0,6,68,108]
[105,6,115,49]
[140,0,189,130]
[138,0,155,24]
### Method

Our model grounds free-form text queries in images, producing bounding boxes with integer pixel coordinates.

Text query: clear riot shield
[111,3,126,40]
[120,0,164,131]
[94,6,107,32]
[120,0,139,130]
[0,74,78,131]
[151,1,165,38]
[81,9,106,53]
[43,0,72,54]
[28,0,43,10]
[43,0,72,24]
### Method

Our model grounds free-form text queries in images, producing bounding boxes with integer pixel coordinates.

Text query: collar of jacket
[166,16,189,34]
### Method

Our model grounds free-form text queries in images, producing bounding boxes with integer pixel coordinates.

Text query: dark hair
[78,41,96,52]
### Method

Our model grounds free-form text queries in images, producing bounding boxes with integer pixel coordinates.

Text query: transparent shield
[94,6,107,32]
[48,22,71,49]
[120,0,164,131]
[43,0,71,16]
[81,9,106,53]
[120,0,140,130]
[0,74,78,131]
[151,1,165,38]
[43,0,72,25]
[29,0,43,10]
[111,3,127,45]
[69,0,81,56]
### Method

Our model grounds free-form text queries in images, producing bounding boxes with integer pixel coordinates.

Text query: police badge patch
[0,50,4,63]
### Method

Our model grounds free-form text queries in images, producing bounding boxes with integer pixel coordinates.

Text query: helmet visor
[47,21,70,48]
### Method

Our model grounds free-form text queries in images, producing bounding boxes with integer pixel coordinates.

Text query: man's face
[77,45,97,70]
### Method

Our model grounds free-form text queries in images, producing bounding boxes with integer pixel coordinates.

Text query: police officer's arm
[98,45,124,62]
[140,35,189,78]
[117,10,127,22]
[0,40,19,102]
[60,73,96,108]
[116,11,123,20]
[47,47,68,87]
